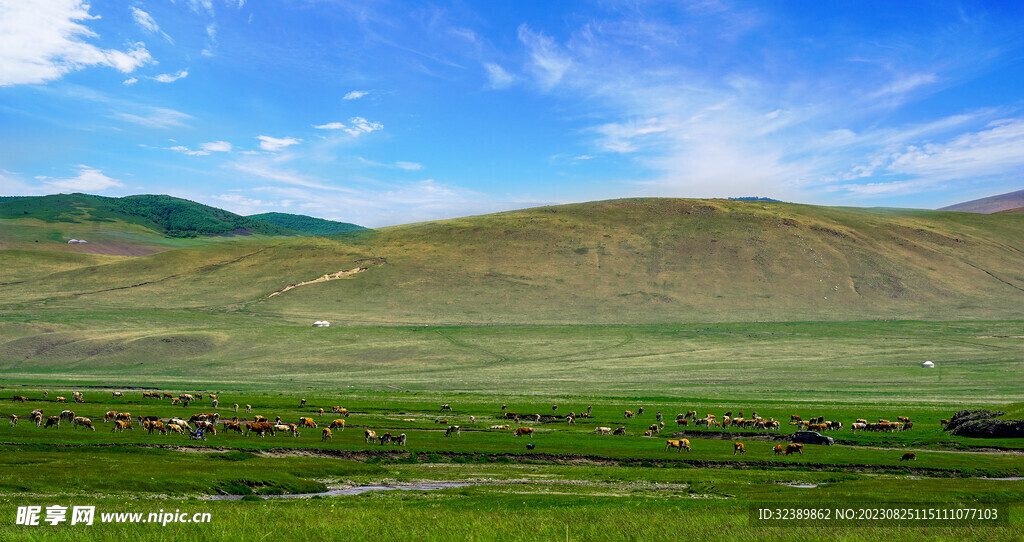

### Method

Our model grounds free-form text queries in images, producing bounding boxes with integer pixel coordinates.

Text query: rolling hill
[2,198,1023,324]
[0,193,299,256]
[939,189,1024,214]
[248,212,366,235]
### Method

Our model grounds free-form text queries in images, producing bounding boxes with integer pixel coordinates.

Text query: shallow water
[208,482,477,500]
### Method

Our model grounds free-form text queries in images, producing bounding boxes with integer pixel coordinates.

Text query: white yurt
[922,360,935,368]
[312,321,331,327]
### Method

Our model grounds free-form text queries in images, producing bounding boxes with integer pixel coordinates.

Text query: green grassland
[1,197,1023,539]
[0,319,1020,403]
[2,198,1023,322]
[0,389,1021,541]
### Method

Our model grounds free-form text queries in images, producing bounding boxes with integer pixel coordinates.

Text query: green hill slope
[248,212,366,235]
[0,194,298,256]
[0,193,297,237]
[3,198,1023,324]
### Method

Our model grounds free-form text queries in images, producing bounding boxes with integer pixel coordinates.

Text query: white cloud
[113,106,191,128]
[122,77,138,85]
[344,117,383,137]
[131,6,173,43]
[313,122,346,130]
[867,73,939,101]
[483,62,516,89]
[862,118,1024,184]
[154,69,188,83]
[165,141,232,156]
[0,1,153,86]
[199,141,232,153]
[170,145,209,156]
[358,158,423,170]
[38,165,123,192]
[518,25,572,89]
[187,0,214,16]
[594,118,670,153]
[343,90,368,100]
[313,118,383,137]
[257,135,302,151]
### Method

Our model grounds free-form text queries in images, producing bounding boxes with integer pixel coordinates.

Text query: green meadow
[1,197,1023,539]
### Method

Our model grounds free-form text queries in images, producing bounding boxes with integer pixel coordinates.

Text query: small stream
[208,482,478,500]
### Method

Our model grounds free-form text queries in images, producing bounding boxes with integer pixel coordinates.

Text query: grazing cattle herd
[1,391,944,464]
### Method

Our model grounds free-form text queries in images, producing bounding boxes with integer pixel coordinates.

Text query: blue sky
[1,1,1023,227]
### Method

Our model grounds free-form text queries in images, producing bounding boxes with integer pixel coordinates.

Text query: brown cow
[900,453,917,462]
[364,429,377,443]
[733,442,745,455]
[329,419,346,430]
[514,427,533,438]
[773,444,784,455]
[166,423,185,435]
[394,433,407,446]
[44,416,60,429]
[785,443,803,455]
[13,395,28,403]
[245,422,274,437]
[73,417,95,431]
[322,427,333,440]
[299,417,317,429]
[623,410,634,419]
[112,420,132,432]
[665,439,690,452]
[446,425,462,437]
[9,415,17,427]
[613,426,626,435]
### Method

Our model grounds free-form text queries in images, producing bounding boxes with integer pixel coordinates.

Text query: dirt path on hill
[267,267,367,297]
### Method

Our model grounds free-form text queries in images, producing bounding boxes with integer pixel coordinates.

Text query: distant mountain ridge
[248,212,366,235]
[939,189,1024,214]
[0,193,297,238]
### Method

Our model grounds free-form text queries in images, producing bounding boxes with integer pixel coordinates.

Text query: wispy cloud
[313,118,383,137]
[313,122,345,130]
[131,6,174,44]
[344,117,383,136]
[36,165,122,192]
[834,117,1024,197]
[343,90,369,100]
[200,141,232,153]
[122,77,138,85]
[0,1,152,86]
[483,62,516,89]
[358,157,423,170]
[257,135,302,151]
[517,25,572,89]
[154,70,189,83]
[167,140,233,156]
[113,106,192,128]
